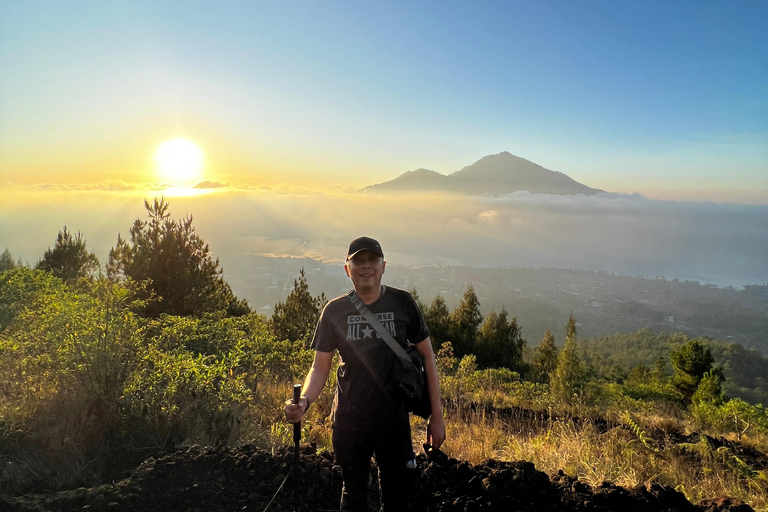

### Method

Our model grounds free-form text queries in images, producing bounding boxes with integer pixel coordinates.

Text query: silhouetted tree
[476,308,525,370]
[408,287,427,314]
[107,198,247,317]
[0,249,19,273]
[36,227,100,283]
[425,295,451,352]
[449,285,483,357]
[271,268,327,343]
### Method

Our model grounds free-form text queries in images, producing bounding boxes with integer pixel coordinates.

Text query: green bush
[1,271,142,429]
[121,311,314,446]
[0,267,65,331]
[123,343,254,446]
[0,269,314,491]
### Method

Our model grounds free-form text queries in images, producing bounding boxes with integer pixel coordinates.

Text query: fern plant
[623,412,655,451]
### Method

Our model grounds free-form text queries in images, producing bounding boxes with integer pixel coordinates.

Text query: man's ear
[382,261,386,273]
[344,263,351,278]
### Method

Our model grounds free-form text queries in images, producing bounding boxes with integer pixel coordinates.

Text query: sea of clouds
[2,183,767,288]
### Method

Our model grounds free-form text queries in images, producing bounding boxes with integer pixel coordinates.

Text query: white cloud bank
[2,186,767,287]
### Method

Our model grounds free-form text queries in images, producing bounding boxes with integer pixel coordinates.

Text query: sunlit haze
[1,1,767,286]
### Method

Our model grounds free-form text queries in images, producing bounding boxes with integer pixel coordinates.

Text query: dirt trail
[0,444,755,512]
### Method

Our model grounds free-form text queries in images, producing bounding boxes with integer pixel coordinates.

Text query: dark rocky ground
[0,442,757,512]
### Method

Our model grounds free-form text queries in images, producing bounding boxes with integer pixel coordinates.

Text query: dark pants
[332,420,414,512]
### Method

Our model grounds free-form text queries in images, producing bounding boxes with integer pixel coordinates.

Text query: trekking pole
[292,383,302,512]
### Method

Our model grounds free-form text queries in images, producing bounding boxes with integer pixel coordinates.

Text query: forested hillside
[580,329,768,405]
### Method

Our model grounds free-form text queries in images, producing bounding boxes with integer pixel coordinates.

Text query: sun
[155,138,204,184]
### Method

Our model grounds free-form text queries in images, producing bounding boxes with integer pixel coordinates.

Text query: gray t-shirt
[311,286,430,430]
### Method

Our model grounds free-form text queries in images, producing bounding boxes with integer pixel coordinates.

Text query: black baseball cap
[346,236,384,260]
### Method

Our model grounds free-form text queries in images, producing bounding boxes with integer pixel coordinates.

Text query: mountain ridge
[362,151,603,195]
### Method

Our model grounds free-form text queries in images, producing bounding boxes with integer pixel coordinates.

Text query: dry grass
[255,379,336,453]
[0,383,117,493]
[262,380,768,511]
[435,404,768,511]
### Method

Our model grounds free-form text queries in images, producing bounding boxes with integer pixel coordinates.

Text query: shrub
[1,273,142,426]
[122,343,254,446]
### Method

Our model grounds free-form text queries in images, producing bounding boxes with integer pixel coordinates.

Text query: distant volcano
[361,152,603,195]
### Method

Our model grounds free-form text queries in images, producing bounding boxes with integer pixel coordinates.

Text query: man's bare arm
[284,350,333,424]
[415,337,446,450]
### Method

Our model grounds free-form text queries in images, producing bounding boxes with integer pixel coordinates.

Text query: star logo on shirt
[361,325,374,339]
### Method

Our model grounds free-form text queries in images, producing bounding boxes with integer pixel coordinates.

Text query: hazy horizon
[3,183,767,289]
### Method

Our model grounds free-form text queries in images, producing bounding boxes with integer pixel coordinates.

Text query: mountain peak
[362,167,448,192]
[362,152,602,196]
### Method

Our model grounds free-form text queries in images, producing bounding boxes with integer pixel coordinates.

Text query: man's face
[344,250,386,293]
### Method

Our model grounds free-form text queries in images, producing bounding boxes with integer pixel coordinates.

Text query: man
[284,236,446,511]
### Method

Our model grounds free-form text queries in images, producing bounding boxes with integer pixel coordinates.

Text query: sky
[1,1,767,287]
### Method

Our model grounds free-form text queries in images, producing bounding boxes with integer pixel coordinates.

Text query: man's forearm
[424,350,442,416]
[415,337,443,416]
[301,351,333,404]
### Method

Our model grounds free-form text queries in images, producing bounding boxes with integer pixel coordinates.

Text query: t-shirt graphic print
[346,312,396,342]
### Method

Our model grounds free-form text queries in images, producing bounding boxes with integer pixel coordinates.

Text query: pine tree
[550,313,584,403]
[408,287,427,314]
[448,285,483,357]
[650,356,670,386]
[476,307,525,370]
[425,295,451,352]
[0,249,18,273]
[534,329,558,383]
[435,341,458,376]
[670,338,717,403]
[107,198,247,317]
[36,227,100,283]
[691,368,725,406]
[271,268,327,343]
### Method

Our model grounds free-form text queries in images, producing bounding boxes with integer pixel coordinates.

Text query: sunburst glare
[155,138,204,185]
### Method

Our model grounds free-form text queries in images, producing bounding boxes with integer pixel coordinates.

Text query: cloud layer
[2,186,767,287]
